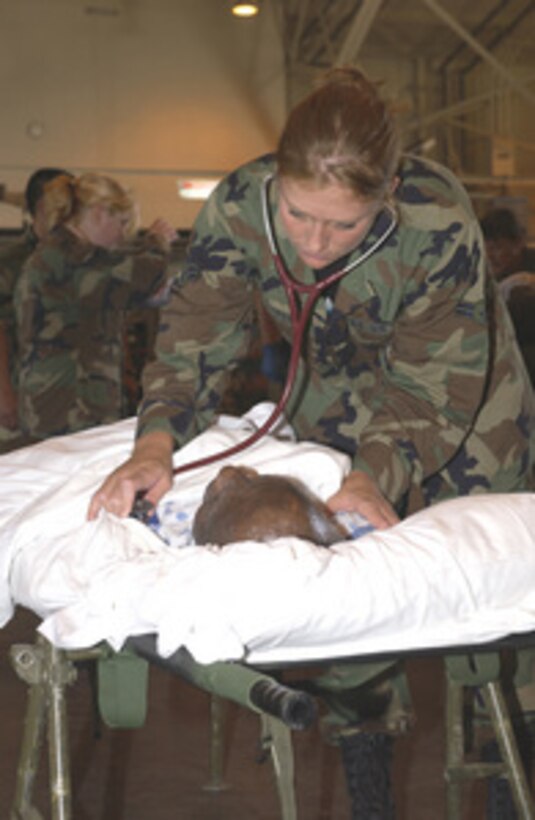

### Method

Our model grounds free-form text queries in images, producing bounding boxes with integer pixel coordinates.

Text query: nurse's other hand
[147,218,177,247]
[326,470,400,530]
[87,432,174,520]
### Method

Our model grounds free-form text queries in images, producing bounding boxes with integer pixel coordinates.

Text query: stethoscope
[170,175,397,475]
[130,179,398,522]
[131,175,398,520]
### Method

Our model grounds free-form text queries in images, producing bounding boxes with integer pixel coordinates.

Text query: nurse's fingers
[327,470,399,530]
[87,472,139,520]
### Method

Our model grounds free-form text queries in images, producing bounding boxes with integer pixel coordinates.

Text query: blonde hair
[276,67,400,203]
[43,173,137,234]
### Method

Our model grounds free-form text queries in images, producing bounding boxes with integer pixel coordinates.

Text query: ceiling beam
[405,77,535,132]
[420,0,535,107]
[288,0,313,64]
[334,0,384,66]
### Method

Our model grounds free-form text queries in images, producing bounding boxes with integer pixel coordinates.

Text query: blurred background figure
[480,207,535,282]
[121,230,187,416]
[0,168,73,451]
[14,172,176,440]
[481,207,535,388]
[500,270,535,388]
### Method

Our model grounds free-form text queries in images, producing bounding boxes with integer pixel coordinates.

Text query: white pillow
[2,408,533,665]
[33,492,535,665]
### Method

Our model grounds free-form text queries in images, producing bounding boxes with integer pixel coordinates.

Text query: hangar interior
[1,0,534,233]
[0,1,534,819]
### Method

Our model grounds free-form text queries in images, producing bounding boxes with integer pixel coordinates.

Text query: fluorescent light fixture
[232,2,259,17]
[176,178,221,201]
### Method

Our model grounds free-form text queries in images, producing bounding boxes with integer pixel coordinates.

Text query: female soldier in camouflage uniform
[90,68,532,525]
[89,68,534,817]
[14,173,176,440]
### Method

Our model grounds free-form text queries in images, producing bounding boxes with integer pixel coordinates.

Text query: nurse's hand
[327,470,400,530]
[147,218,178,248]
[87,431,174,520]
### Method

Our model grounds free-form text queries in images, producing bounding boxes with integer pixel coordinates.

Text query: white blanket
[1,406,534,665]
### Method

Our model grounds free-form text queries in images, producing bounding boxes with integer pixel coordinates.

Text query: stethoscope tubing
[171,254,329,477]
[170,177,398,479]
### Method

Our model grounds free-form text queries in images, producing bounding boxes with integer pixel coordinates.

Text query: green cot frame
[8,632,535,820]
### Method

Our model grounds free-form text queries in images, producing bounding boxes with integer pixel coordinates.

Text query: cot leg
[445,658,535,820]
[203,694,229,792]
[9,640,77,820]
[260,715,297,820]
[482,681,535,820]
[10,678,47,819]
[44,640,73,820]
[444,677,466,820]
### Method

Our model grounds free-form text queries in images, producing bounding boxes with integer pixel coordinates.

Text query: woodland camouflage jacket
[0,228,37,382]
[15,226,169,439]
[139,154,534,514]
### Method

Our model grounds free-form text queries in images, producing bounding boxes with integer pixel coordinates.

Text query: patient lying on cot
[192,465,347,547]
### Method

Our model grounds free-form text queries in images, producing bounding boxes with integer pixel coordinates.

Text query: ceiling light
[232,2,259,17]
[176,178,221,201]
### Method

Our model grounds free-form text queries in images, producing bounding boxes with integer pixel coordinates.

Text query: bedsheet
[0,405,534,666]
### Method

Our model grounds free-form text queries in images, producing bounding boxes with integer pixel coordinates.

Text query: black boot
[339,730,396,819]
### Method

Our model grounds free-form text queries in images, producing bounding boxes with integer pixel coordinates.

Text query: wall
[0,0,286,229]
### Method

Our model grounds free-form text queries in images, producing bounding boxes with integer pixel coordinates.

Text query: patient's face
[192,465,345,547]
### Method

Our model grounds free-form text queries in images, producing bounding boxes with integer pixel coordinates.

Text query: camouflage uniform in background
[0,228,37,451]
[15,225,169,439]
[123,235,188,415]
[139,153,534,513]
[0,229,36,350]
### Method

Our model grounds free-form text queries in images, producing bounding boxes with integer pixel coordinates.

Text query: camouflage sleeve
[107,233,170,308]
[13,258,48,433]
[0,251,20,325]
[13,260,36,357]
[0,261,16,391]
[0,265,12,325]
[137,200,256,444]
[352,218,490,503]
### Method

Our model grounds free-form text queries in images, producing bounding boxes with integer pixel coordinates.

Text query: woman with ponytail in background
[14,172,176,439]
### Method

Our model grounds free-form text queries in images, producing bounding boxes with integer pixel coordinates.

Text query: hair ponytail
[277,66,400,203]
[42,175,78,232]
[42,173,137,234]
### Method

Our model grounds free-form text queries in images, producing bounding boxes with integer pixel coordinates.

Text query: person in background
[122,232,187,416]
[15,172,176,440]
[89,68,534,816]
[480,207,535,282]
[0,168,73,450]
[481,207,535,388]
[501,274,535,387]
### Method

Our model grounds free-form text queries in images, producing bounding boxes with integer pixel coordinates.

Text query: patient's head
[192,465,346,547]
